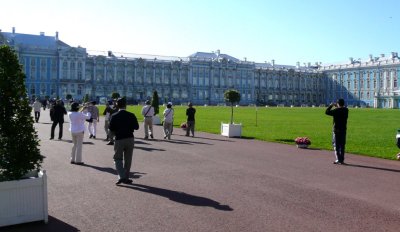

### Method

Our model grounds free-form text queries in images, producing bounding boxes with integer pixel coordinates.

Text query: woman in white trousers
[68,102,91,165]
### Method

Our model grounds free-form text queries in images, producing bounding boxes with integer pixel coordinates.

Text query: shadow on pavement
[83,164,146,179]
[158,139,212,145]
[135,146,166,152]
[119,183,233,211]
[1,215,79,232]
[275,138,295,143]
[346,164,400,173]
[175,134,234,142]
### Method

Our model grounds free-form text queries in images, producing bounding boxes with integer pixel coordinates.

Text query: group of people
[33,96,348,185]
[36,98,197,185]
[140,100,196,140]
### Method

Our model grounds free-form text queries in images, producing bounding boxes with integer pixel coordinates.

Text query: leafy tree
[66,94,73,101]
[151,90,159,115]
[224,89,241,124]
[83,94,89,103]
[111,92,120,99]
[0,45,42,181]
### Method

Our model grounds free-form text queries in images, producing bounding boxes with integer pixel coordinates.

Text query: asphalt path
[3,109,400,231]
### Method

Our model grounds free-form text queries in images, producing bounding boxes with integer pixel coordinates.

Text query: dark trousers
[51,121,64,139]
[34,111,40,122]
[186,121,195,136]
[113,137,135,180]
[333,131,346,162]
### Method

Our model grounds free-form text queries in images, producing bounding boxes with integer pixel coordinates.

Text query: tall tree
[83,94,90,103]
[151,90,159,115]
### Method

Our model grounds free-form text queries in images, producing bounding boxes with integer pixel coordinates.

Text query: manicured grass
[98,105,400,160]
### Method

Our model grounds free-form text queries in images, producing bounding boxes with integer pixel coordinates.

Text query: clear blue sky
[1,0,399,65]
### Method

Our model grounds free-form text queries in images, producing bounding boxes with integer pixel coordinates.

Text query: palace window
[30,84,35,95]
[360,78,364,90]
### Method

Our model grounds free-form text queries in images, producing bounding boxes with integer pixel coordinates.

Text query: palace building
[1,28,399,108]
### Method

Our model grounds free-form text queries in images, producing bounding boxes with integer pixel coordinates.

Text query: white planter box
[152,115,162,125]
[221,123,242,138]
[0,170,48,227]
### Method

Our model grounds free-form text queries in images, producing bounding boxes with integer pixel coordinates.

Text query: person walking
[50,99,67,140]
[103,100,113,141]
[87,101,99,139]
[141,100,154,139]
[109,98,139,185]
[42,99,47,111]
[325,98,349,165]
[186,102,196,137]
[68,102,91,165]
[163,102,174,140]
[32,98,42,123]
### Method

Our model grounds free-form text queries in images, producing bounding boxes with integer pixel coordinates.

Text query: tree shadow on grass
[118,183,233,211]
[1,215,79,232]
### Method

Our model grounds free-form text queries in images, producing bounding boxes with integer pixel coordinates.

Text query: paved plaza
[3,110,400,231]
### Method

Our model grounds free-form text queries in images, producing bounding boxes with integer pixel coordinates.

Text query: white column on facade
[390,69,394,90]
[67,60,71,81]
[75,60,78,81]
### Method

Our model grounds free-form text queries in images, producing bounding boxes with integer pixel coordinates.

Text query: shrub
[0,45,42,181]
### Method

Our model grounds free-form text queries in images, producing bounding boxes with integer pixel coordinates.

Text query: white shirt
[141,105,154,117]
[32,101,42,112]
[68,111,91,133]
[163,108,174,123]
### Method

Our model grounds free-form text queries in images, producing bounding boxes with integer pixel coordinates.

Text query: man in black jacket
[109,98,139,185]
[50,100,67,140]
[325,99,349,165]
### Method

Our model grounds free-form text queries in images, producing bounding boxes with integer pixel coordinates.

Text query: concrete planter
[221,123,242,138]
[0,170,48,227]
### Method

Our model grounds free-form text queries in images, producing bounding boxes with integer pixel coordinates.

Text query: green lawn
[98,105,400,160]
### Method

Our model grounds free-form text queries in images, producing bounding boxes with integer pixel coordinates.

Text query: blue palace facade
[1,28,400,108]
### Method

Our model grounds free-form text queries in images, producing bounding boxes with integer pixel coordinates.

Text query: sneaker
[49,137,54,140]
[150,134,154,139]
[144,136,148,140]
[106,141,114,145]
[89,134,93,139]
[93,136,96,139]
[333,160,340,164]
